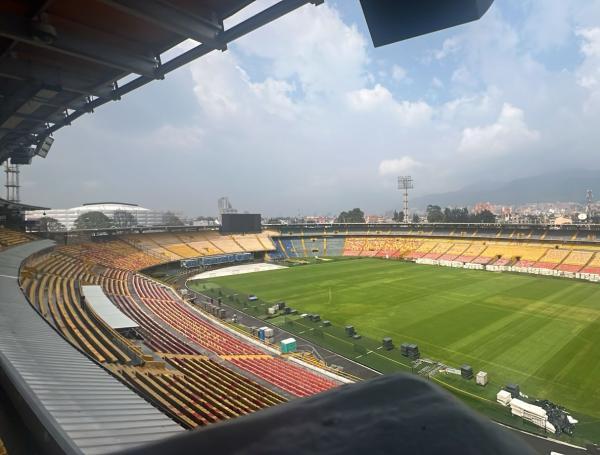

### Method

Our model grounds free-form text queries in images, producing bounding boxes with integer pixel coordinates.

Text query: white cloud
[232,2,368,97]
[378,157,422,176]
[346,84,393,110]
[20,1,600,215]
[522,0,574,52]
[576,28,600,114]
[435,37,461,60]
[391,65,409,82]
[451,66,477,87]
[346,84,432,126]
[458,103,540,157]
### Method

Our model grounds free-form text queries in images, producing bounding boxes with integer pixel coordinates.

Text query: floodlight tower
[398,176,413,223]
[586,189,594,221]
[4,160,20,203]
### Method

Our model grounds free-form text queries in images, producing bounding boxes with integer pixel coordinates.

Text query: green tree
[444,207,470,223]
[426,205,444,222]
[113,210,137,228]
[392,210,405,222]
[474,209,496,223]
[412,213,420,223]
[38,216,66,232]
[162,211,184,226]
[74,211,112,230]
[336,208,365,223]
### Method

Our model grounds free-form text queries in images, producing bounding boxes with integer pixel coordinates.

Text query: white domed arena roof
[69,202,150,212]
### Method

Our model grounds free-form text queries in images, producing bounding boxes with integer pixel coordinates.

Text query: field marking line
[289,319,413,369]
[494,422,587,450]
[354,320,572,386]
[431,376,494,404]
[207,265,600,415]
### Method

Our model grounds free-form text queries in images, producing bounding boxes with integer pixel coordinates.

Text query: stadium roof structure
[0,196,47,211]
[0,0,324,165]
[0,0,497,168]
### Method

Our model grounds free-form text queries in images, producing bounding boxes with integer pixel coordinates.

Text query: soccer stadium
[1,1,599,455]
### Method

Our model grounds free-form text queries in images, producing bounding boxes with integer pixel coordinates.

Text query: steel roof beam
[0,13,159,77]
[6,0,321,151]
[0,58,114,98]
[100,0,224,48]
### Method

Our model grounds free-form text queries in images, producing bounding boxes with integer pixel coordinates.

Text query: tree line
[425,205,496,223]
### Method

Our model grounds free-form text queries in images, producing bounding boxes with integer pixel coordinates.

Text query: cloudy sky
[21,0,600,216]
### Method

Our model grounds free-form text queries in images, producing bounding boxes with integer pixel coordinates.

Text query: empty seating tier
[454,244,487,263]
[405,241,437,259]
[110,359,285,429]
[342,237,367,256]
[438,243,470,261]
[228,356,337,397]
[0,227,35,249]
[556,250,593,272]
[132,275,264,356]
[580,252,600,274]
[533,248,571,270]
[421,242,453,259]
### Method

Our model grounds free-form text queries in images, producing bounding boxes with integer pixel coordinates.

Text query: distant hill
[413,169,600,208]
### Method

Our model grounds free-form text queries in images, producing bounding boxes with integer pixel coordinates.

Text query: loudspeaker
[35,135,54,158]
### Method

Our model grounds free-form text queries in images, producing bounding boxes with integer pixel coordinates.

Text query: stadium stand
[454,243,487,263]
[14,232,344,436]
[291,238,306,257]
[163,355,285,408]
[21,252,134,364]
[207,235,244,254]
[421,242,453,259]
[360,238,388,257]
[132,275,263,356]
[581,252,600,275]
[0,227,35,249]
[513,245,550,268]
[108,357,284,429]
[227,356,337,397]
[556,250,593,272]
[533,248,571,270]
[233,234,265,252]
[387,238,423,258]
[127,274,338,396]
[122,235,177,262]
[266,242,286,261]
[324,237,345,256]
[343,237,367,256]
[60,240,161,270]
[438,242,470,261]
[110,294,198,355]
[281,239,299,258]
[3,241,183,453]
[405,240,437,259]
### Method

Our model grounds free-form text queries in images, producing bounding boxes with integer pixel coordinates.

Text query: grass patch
[188,258,600,444]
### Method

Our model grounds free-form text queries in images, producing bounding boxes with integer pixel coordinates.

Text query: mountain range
[413,169,600,209]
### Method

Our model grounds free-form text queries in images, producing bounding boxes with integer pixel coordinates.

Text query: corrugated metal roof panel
[0,240,183,454]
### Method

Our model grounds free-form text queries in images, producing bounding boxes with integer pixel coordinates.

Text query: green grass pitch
[190,258,600,441]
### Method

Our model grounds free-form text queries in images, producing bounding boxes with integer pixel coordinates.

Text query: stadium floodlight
[35,135,54,158]
[398,176,413,223]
